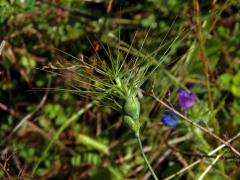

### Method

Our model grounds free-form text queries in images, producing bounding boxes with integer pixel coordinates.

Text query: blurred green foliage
[1,0,240,179]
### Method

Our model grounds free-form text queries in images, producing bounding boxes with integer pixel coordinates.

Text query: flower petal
[162,111,178,127]
[178,88,197,109]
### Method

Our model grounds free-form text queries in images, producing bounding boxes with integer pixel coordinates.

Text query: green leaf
[20,56,36,72]
[218,73,233,91]
[233,71,240,86]
[231,85,240,97]
[141,15,157,28]
[108,167,125,180]
[71,155,81,167]
[24,0,35,8]
[77,134,109,154]
[232,72,240,97]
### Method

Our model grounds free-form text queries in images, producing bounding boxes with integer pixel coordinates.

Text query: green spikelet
[122,95,141,135]
[123,115,135,129]
[123,95,140,120]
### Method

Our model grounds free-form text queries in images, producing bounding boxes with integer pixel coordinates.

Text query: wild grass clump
[43,31,180,179]
[34,15,240,178]
[1,1,240,179]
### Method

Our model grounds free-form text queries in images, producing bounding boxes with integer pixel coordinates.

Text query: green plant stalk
[32,99,98,176]
[136,135,158,180]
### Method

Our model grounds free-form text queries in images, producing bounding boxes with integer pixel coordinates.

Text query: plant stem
[136,135,158,180]
[192,0,220,133]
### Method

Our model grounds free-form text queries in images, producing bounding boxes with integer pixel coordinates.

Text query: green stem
[136,135,158,180]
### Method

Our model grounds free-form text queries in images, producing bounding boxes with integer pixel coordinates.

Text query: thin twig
[192,0,214,113]
[0,163,13,180]
[4,80,51,142]
[143,150,172,180]
[150,91,240,157]
[0,40,6,56]
[198,153,224,180]
[164,132,240,180]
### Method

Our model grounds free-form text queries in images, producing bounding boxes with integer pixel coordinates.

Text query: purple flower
[162,111,178,127]
[178,88,197,109]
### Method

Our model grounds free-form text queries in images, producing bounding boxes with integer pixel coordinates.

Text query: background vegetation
[1,0,240,179]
